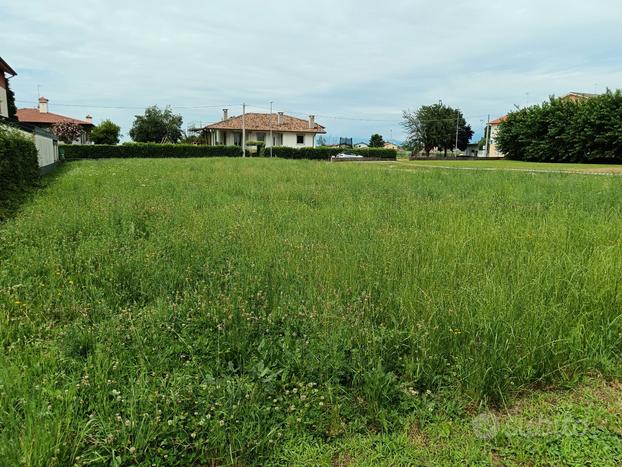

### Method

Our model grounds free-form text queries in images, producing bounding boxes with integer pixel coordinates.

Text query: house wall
[17,128,59,169]
[218,130,316,148]
[0,73,8,118]
[488,124,503,157]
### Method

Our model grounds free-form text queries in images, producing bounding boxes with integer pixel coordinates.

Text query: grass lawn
[398,159,622,173]
[1,158,622,465]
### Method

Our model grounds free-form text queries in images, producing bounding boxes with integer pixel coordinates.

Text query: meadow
[1,158,622,465]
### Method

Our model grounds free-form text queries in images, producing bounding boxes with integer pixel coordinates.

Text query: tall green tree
[129,106,183,143]
[6,80,17,121]
[369,134,385,147]
[402,103,473,156]
[91,119,121,145]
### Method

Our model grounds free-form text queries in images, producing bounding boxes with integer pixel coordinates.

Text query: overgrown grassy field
[1,158,622,465]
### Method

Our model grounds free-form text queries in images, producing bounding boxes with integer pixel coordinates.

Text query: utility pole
[242,103,246,158]
[484,114,490,158]
[454,111,460,153]
[270,101,273,158]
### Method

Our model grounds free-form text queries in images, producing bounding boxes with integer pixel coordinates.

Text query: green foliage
[129,106,184,143]
[316,136,327,146]
[0,124,39,218]
[90,119,121,145]
[268,146,397,160]
[402,104,473,155]
[62,143,244,159]
[369,134,385,148]
[52,121,83,144]
[61,144,397,160]
[5,80,17,121]
[497,90,622,163]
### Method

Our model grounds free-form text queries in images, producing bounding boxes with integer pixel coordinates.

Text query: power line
[15,100,239,110]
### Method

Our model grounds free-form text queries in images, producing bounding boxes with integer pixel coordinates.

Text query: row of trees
[496,90,622,163]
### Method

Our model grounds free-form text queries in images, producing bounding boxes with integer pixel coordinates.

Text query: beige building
[482,115,507,158]
[199,110,326,148]
[0,56,17,118]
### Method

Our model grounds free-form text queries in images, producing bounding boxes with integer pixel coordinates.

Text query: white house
[0,56,17,118]
[200,110,326,148]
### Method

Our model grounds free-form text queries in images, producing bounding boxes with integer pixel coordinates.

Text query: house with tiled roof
[560,92,599,103]
[0,56,17,118]
[483,115,507,158]
[17,97,94,144]
[200,110,326,148]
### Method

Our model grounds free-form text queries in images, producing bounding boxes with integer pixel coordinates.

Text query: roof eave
[0,57,17,77]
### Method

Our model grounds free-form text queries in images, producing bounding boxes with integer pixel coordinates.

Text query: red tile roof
[204,113,326,134]
[489,115,508,125]
[0,56,17,77]
[16,108,94,126]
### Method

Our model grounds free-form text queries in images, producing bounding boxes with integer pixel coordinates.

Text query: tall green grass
[1,158,621,464]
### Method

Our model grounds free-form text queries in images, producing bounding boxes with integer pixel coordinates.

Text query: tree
[369,134,385,147]
[91,119,121,145]
[129,106,183,143]
[6,80,17,121]
[316,136,326,146]
[52,121,83,144]
[402,103,473,156]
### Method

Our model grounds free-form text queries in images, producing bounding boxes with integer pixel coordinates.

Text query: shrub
[0,124,39,217]
[62,144,398,161]
[497,90,622,163]
[268,147,397,160]
[62,144,244,159]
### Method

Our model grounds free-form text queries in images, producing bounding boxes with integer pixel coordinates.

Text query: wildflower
[191,432,197,439]
[129,447,136,454]
[219,420,225,427]
[319,402,324,407]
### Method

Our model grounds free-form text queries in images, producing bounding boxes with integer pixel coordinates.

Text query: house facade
[0,56,17,118]
[200,110,326,148]
[481,115,507,158]
[16,97,94,144]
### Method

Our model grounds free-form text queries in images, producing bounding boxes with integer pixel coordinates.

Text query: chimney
[38,96,49,114]
[223,108,229,120]
[309,115,315,129]
[85,115,93,124]
[277,111,284,125]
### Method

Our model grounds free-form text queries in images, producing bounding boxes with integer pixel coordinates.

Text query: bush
[267,147,397,160]
[0,124,39,217]
[62,144,398,161]
[62,144,244,159]
[497,90,622,163]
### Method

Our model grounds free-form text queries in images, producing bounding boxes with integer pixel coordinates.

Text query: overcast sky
[2,0,621,143]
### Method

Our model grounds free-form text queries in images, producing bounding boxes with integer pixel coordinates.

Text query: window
[233,133,242,146]
[257,133,266,142]
[273,133,283,146]
[297,134,305,145]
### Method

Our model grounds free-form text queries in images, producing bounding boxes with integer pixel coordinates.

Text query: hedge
[0,124,39,217]
[62,144,397,161]
[62,143,243,159]
[266,146,397,160]
[496,90,622,163]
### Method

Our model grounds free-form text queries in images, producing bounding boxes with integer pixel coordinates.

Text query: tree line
[496,90,622,163]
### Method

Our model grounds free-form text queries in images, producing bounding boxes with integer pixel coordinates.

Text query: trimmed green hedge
[62,144,397,161]
[62,144,244,159]
[497,90,622,163]
[0,124,39,217]
[267,146,397,160]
